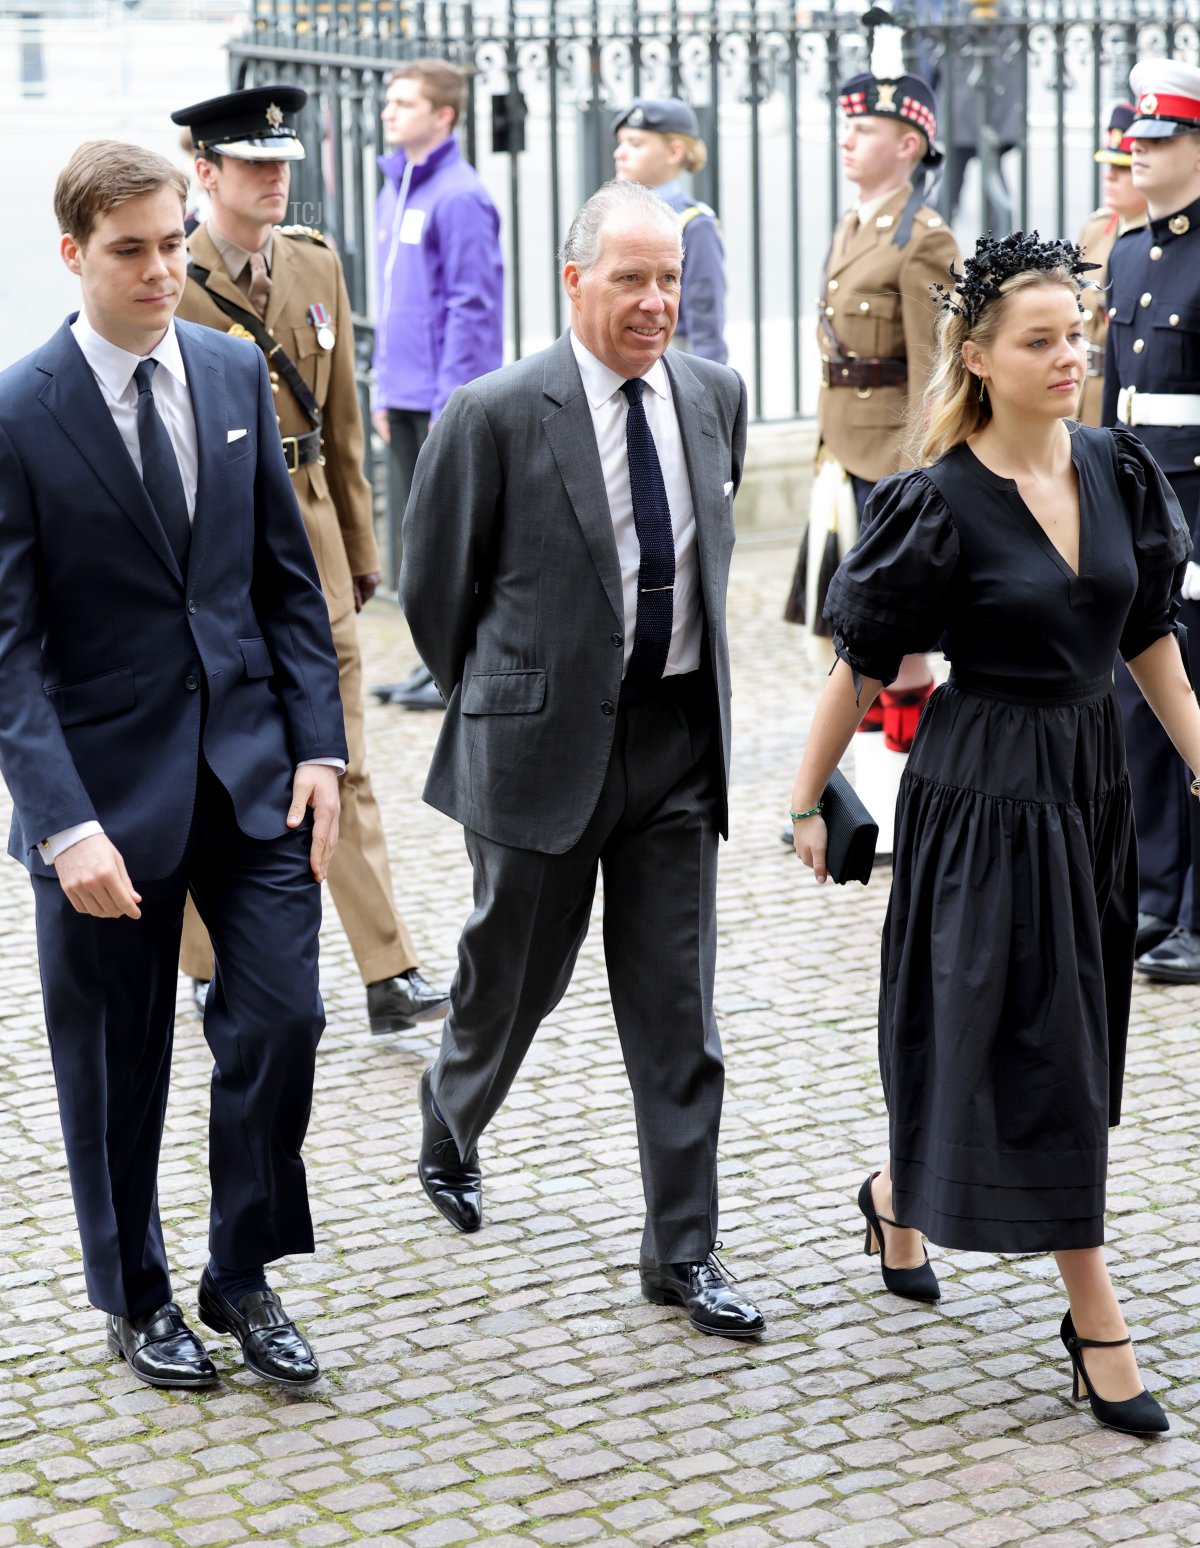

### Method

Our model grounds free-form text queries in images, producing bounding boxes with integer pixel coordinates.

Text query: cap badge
[266,101,285,131]
[1170,213,1191,236]
[876,82,897,112]
[1140,92,1159,115]
[627,106,645,128]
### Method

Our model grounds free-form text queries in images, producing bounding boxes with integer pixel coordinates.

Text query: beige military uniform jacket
[1076,205,1148,429]
[816,184,960,484]
[178,223,379,621]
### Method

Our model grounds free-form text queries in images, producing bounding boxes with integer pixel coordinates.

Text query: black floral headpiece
[931,230,1100,332]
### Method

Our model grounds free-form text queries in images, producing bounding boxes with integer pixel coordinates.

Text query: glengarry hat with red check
[1128,58,1200,139]
[837,72,943,168]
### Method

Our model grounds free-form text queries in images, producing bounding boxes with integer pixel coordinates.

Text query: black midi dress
[824,426,1190,1253]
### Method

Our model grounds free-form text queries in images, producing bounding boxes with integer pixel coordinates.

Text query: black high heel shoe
[857,1172,940,1302]
[1059,1311,1169,1436]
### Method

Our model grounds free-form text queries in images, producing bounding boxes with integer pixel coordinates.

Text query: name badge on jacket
[399,208,426,245]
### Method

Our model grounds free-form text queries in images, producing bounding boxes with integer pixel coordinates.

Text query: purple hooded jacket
[373,135,504,420]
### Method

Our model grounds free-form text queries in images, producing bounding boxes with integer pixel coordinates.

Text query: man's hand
[54,834,142,919]
[1183,561,1200,602]
[352,571,381,612]
[288,765,341,883]
[372,409,391,445]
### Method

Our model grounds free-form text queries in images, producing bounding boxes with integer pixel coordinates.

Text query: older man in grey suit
[400,180,763,1339]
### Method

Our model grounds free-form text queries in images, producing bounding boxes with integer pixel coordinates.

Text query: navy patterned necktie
[133,358,191,571]
[620,377,675,687]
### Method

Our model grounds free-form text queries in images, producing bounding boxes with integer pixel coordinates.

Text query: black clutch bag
[822,768,878,885]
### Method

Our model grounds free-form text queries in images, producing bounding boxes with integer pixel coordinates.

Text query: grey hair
[559,179,683,272]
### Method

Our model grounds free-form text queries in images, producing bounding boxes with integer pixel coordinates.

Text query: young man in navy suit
[0,141,347,1388]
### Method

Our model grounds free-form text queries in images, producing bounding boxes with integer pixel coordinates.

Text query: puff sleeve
[822,469,959,690]
[1113,428,1191,663]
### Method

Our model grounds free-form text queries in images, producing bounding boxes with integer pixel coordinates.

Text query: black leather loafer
[640,1253,765,1339]
[1136,925,1200,984]
[367,970,451,1034]
[197,1270,319,1386]
[107,1303,219,1388]
[1135,912,1175,958]
[417,1067,482,1233]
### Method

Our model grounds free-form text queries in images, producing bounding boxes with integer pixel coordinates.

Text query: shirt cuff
[298,758,347,775]
[39,820,104,866]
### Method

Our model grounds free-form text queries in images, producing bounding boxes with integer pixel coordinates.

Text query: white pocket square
[722,480,734,498]
[227,428,248,443]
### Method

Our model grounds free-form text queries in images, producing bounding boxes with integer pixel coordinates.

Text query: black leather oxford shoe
[417,1067,482,1233]
[107,1303,219,1388]
[389,672,445,711]
[197,1270,319,1386]
[640,1253,765,1339]
[1136,925,1200,984]
[1135,912,1174,958]
[367,970,451,1034]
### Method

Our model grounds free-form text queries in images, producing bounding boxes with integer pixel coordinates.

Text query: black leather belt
[281,430,323,472]
[822,356,908,390]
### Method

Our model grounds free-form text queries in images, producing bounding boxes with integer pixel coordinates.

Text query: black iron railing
[227,0,1198,567]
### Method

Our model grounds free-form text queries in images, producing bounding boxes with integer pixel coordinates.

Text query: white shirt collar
[570,331,670,410]
[70,310,187,400]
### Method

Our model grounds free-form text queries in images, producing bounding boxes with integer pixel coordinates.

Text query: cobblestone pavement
[1,535,1198,1548]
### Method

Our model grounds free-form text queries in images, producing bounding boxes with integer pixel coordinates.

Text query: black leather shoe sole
[1134,959,1200,984]
[639,1279,765,1339]
[106,1330,219,1389]
[369,1011,417,1034]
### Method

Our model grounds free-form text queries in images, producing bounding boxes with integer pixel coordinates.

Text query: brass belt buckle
[281,435,299,472]
[855,384,873,399]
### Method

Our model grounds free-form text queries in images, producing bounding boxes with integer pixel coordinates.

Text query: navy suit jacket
[0,315,346,881]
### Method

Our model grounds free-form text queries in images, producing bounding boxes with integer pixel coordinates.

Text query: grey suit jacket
[399,330,746,855]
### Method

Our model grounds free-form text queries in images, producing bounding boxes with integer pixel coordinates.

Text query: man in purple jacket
[372,59,504,710]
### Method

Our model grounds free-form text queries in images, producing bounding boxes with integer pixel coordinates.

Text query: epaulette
[679,202,718,232]
[275,224,328,245]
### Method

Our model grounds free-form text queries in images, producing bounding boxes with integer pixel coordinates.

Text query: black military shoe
[640,1252,766,1339]
[389,674,445,711]
[107,1303,219,1389]
[1135,925,1200,984]
[367,970,451,1034]
[1136,912,1174,957]
[371,662,432,703]
[197,1269,319,1386]
[417,1067,482,1233]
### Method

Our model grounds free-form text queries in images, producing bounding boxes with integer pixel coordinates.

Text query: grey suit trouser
[432,672,725,1263]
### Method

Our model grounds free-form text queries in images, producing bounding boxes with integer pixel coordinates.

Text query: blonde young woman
[791,233,1200,1437]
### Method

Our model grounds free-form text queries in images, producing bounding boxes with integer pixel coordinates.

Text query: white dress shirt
[569,332,701,677]
[40,313,340,869]
[71,311,199,520]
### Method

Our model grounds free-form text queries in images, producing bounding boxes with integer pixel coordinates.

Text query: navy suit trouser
[31,762,324,1320]
[1116,594,1200,932]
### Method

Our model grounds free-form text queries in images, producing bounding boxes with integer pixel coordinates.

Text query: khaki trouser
[180,605,420,986]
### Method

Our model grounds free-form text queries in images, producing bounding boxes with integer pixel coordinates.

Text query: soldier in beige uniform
[1076,103,1148,428]
[171,86,450,1035]
[784,73,960,853]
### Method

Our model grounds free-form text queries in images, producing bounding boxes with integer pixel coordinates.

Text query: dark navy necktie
[133,358,191,571]
[621,377,675,687]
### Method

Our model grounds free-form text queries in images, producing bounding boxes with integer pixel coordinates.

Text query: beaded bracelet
[789,804,823,821]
